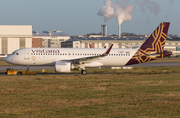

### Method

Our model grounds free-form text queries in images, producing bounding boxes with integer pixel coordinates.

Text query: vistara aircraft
[5,22,172,75]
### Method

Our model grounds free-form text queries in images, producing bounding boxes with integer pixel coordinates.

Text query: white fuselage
[5,48,138,67]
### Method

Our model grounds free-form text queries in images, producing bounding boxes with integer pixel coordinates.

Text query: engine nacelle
[54,61,74,73]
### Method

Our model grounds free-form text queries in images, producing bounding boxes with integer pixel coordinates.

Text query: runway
[0,65,54,71]
[0,62,180,71]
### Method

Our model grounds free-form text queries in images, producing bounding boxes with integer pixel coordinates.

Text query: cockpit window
[11,52,19,55]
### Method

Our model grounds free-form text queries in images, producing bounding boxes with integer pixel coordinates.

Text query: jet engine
[54,61,75,73]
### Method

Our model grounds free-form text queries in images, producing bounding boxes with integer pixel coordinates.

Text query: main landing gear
[79,65,87,75]
[81,70,87,75]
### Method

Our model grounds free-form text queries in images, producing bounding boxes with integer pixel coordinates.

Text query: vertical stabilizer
[89,44,94,48]
[126,22,170,65]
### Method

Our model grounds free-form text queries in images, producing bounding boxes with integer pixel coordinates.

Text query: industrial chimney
[118,25,121,37]
[101,25,107,37]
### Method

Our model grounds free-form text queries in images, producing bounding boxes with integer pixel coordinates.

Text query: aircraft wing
[62,44,113,64]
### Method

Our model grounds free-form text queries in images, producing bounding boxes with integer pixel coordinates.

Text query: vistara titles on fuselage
[5,22,172,75]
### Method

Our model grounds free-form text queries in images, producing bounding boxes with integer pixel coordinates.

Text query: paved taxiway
[131,62,180,67]
[0,62,180,71]
[0,65,54,71]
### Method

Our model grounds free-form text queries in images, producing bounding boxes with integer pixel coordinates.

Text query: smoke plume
[135,0,160,14]
[98,0,134,25]
[113,2,134,25]
[98,0,173,25]
[98,0,114,23]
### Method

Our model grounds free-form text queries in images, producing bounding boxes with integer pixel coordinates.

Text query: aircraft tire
[81,70,87,75]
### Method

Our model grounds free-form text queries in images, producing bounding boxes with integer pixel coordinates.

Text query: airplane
[89,44,94,48]
[5,22,172,75]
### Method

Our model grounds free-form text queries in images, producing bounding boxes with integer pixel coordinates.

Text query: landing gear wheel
[81,70,87,75]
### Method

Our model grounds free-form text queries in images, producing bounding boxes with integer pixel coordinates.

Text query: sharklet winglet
[103,44,113,56]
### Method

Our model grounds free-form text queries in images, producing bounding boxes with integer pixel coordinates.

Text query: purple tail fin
[126,22,170,66]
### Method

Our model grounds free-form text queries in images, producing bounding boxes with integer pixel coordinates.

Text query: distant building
[32,38,43,48]
[32,30,70,48]
[0,25,32,55]
[61,36,180,56]
[61,36,147,48]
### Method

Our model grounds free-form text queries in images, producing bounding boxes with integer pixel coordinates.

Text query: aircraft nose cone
[4,56,9,63]
[4,56,12,64]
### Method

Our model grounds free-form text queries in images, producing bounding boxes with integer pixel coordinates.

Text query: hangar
[0,25,32,55]
[0,25,71,56]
